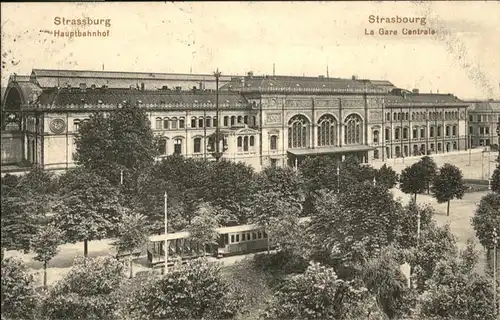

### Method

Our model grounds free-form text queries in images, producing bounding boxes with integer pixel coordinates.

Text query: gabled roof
[468,101,500,112]
[385,93,463,103]
[33,87,250,110]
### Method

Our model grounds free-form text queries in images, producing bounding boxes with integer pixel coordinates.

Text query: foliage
[410,223,458,290]
[253,251,309,286]
[113,210,149,254]
[53,167,123,253]
[431,163,466,215]
[309,183,404,270]
[361,246,418,319]
[127,258,242,320]
[491,164,500,193]
[74,103,159,187]
[254,166,302,206]
[186,205,220,253]
[419,156,438,192]
[30,224,62,287]
[299,156,340,194]
[261,262,384,320]
[472,192,500,249]
[375,163,399,189]
[420,241,497,320]
[340,155,378,184]
[266,213,311,257]
[1,257,37,320]
[40,256,126,320]
[399,162,428,201]
[396,201,436,250]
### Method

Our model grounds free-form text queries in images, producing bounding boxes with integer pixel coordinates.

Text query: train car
[146,217,310,268]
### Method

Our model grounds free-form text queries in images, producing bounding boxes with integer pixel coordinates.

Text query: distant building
[1,69,471,172]
[466,100,500,148]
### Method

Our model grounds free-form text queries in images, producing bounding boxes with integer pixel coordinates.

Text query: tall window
[174,139,182,155]
[420,128,425,138]
[249,136,255,147]
[317,114,337,147]
[385,128,390,141]
[430,126,434,138]
[179,117,185,128]
[344,114,362,145]
[191,117,196,128]
[163,117,169,129]
[213,117,217,127]
[452,125,457,136]
[155,117,162,129]
[373,130,379,144]
[243,136,249,151]
[437,126,442,137]
[73,119,80,133]
[288,114,309,148]
[412,128,417,139]
[238,116,243,124]
[223,116,229,127]
[244,116,248,124]
[198,118,204,128]
[171,118,178,129]
[253,116,257,126]
[395,127,400,140]
[403,128,408,139]
[231,116,236,126]
[205,117,211,128]
[270,135,277,150]
[158,139,167,155]
[193,137,201,153]
[445,126,450,136]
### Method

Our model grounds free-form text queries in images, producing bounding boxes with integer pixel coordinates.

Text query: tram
[146,217,310,267]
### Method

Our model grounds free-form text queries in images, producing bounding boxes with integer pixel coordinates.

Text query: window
[243,136,249,151]
[179,118,185,128]
[231,235,234,243]
[374,149,379,159]
[385,128,390,141]
[242,234,246,241]
[437,126,442,137]
[480,127,485,135]
[205,117,211,128]
[344,114,362,145]
[249,136,255,147]
[158,139,167,155]
[73,119,80,133]
[453,141,457,150]
[477,115,481,122]
[403,128,408,139]
[244,116,248,124]
[437,143,442,151]
[193,137,201,153]
[452,125,457,136]
[430,127,434,138]
[395,146,401,157]
[238,116,243,124]
[420,128,425,138]
[235,235,240,242]
[395,128,400,140]
[191,117,196,128]
[288,114,309,148]
[231,116,236,126]
[198,118,204,128]
[393,113,397,121]
[213,117,217,127]
[163,117,169,129]
[412,113,415,121]
[405,112,409,121]
[237,137,242,148]
[386,113,390,121]
[373,130,379,144]
[317,114,337,146]
[253,116,257,126]
[412,128,417,139]
[174,139,182,154]
[430,143,435,151]
[486,127,490,135]
[445,126,450,136]
[171,118,178,129]
[469,126,473,134]
[258,232,262,239]
[270,135,278,150]
[223,116,229,126]
[252,232,256,240]
[155,117,162,129]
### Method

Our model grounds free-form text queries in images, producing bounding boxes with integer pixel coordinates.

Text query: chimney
[79,83,87,92]
[412,88,419,94]
[352,75,358,80]
[247,71,254,78]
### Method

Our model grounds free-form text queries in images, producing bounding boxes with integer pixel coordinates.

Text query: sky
[1,1,499,100]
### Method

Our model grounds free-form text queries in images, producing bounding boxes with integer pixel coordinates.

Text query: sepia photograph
[1,1,499,319]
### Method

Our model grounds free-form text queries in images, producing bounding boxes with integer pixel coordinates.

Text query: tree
[30,225,63,289]
[53,167,124,257]
[40,256,126,320]
[186,205,220,255]
[491,164,500,193]
[74,102,159,187]
[420,241,497,320]
[395,201,435,250]
[261,262,383,320]
[309,183,404,270]
[419,156,438,193]
[1,257,37,320]
[375,163,398,189]
[113,210,149,279]
[127,259,242,320]
[254,166,302,206]
[431,163,467,216]
[399,162,428,202]
[472,192,500,269]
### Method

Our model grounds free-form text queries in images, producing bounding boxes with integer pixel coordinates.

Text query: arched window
[386,113,390,121]
[158,138,167,155]
[191,117,197,128]
[237,136,243,148]
[344,114,362,145]
[174,138,182,155]
[198,117,204,128]
[171,117,178,130]
[445,125,450,136]
[270,135,278,150]
[231,116,236,126]
[179,117,185,128]
[249,136,255,147]
[395,146,401,157]
[317,114,337,147]
[288,114,309,148]
[253,116,257,126]
[223,116,229,127]
[452,125,457,136]
[163,117,169,129]
[397,113,401,121]
[403,127,408,139]
[385,128,390,141]
[155,117,162,129]
[205,117,211,128]
[193,137,202,153]
[212,117,217,127]
[373,130,379,144]
[243,136,249,151]
[73,119,81,133]
[405,112,409,121]
[237,116,243,124]
[244,116,248,124]
[373,149,379,159]
[395,127,401,140]
[393,113,397,121]
[412,113,415,121]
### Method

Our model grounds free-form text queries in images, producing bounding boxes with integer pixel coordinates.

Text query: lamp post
[493,227,498,317]
[337,166,340,194]
[164,191,168,275]
[211,69,223,162]
[120,169,123,185]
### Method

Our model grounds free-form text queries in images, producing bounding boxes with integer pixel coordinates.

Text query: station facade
[0,69,477,172]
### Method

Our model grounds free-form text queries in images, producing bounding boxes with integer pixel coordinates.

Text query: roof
[30,69,234,90]
[468,101,500,112]
[149,217,310,242]
[8,74,31,82]
[32,87,250,110]
[385,90,466,105]
[287,145,376,156]
[221,75,391,93]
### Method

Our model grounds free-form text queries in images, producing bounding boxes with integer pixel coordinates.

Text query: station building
[1,69,473,172]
